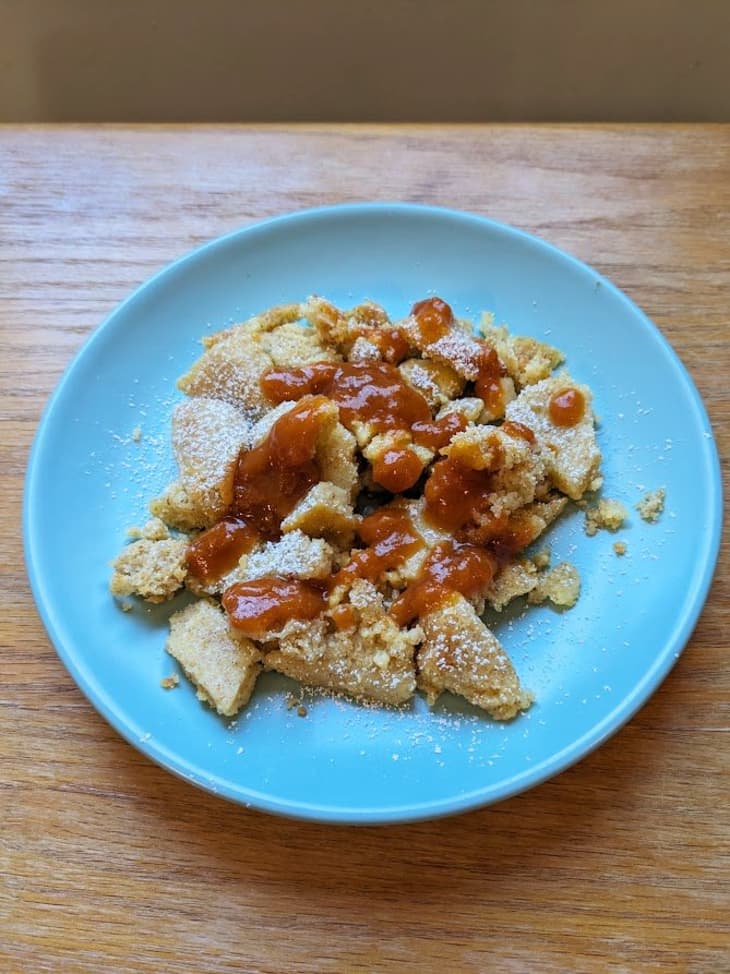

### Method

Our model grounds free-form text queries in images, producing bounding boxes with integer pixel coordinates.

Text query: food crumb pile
[108,295,654,722]
[636,487,666,523]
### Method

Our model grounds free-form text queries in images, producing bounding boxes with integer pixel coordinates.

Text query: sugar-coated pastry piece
[505,373,602,500]
[382,497,450,589]
[304,296,398,357]
[265,580,419,706]
[402,311,485,381]
[185,561,248,599]
[177,325,275,419]
[349,336,381,362]
[110,537,188,603]
[417,594,532,720]
[281,482,359,545]
[421,331,484,381]
[172,397,252,524]
[258,321,340,368]
[347,300,392,329]
[398,358,465,409]
[149,480,213,532]
[444,422,536,471]
[530,495,569,528]
[479,315,564,387]
[249,399,299,445]
[362,431,433,486]
[167,600,262,717]
[495,495,568,551]
[435,397,485,425]
[185,308,337,417]
[443,424,547,521]
[303,295,351,349]
[240,530,334,582]
[478,375,517,423]
[202,303,306,348]
[317,420,359,499]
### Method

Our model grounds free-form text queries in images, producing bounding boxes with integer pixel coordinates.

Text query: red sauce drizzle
[223,578,327,639]
[391,541,498,626]
[422,452,542,551]
[331,604,357,630]
[548,387,585,427]
[412,412,467,450]
[230,394,331,538]
[261,361,432,434]
[186,517,259,585]
[334,505,424,588]
[501,420,536,444]
[474,344,507,413]
[365,327,411,365]
[332,503,499,625]
[410,297,454,345]
[187,395,331,589]
[423,457,497,533]
[371,448,424,493]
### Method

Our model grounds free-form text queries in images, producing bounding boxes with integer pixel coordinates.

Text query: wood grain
[1,125,728,973]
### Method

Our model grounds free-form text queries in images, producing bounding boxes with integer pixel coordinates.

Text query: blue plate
[24,204,722,823]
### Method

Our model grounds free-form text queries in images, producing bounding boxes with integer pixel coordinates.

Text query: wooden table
[2,125,728,973]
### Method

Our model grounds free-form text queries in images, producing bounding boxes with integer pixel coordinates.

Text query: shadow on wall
[2,0,730,122]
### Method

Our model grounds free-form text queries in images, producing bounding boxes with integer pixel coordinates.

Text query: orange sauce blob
[412,412,467,450]
[365,327,411,365]
[474,344,507,413]
[548,387,585,427]
[371,448,424,493]
[409,296,454,345]
[231,395,331,538]
[330,604,357,631]
[223,577,327,639]
[501,420,536,444]
[334,505,425,587]
[391,540,498,626]
[422,457,495,533]
[186,517,259,585]
[261,361,432,434]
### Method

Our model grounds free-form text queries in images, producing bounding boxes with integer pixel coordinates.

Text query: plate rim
[23,202,724,824]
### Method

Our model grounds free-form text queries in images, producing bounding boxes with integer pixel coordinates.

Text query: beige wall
[2,0,729,122]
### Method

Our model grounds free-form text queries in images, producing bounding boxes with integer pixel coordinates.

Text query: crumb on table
[160,674,180,689]
[613,541,627,557]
